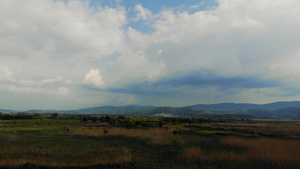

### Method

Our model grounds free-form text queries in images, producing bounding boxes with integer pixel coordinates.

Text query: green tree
[103,129,108,135]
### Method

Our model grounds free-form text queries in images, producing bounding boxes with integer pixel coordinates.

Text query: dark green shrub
[103,129,108,135]
[173,130,182,135]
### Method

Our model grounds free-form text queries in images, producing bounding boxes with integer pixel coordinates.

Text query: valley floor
[0,116,300,169]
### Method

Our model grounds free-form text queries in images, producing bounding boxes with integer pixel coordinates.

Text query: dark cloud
[155,72,280,89]
[100,72,281,96]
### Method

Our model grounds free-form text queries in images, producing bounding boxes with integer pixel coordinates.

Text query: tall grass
[178,147,203,162]
[70,127,176,144]
[1,120,300,169]
[0,130,132,167]
[176,137,300,169]
[221,136,300,162]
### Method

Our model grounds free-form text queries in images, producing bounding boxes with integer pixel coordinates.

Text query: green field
[0,116,300,169]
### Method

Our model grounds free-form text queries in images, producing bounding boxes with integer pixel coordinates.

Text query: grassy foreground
[0,117,300,169]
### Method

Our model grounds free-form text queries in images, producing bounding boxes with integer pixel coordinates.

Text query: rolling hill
[188,101,300,111]
[3,101,300,119]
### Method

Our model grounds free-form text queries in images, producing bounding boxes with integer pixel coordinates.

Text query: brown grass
[0,128,133,167]
[206,122,300,138]
[0,146,132,167]
[178,148,203,162]
[175,136,300,167]
[70,127,176,144]
[217,123,268,127]
[221,136,300,162]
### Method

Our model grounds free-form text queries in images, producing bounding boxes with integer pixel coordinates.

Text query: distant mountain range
[187,101,300,111]
[128,107,213,117]
[0,109,15,113]
[188,101,300,118]
[3,101,300,119]
[63,105,155,114]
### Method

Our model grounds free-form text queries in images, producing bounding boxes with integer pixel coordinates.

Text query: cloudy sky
[1,0,300,110]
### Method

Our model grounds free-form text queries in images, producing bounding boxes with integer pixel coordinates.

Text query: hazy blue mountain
[0,109,15,113]
[272,107,300,118]
[188,101,300,111]
[4,101,300,119]
[189,101,300,118]
[25,110,59,113]
[244,108,274,117]
[262,101,300,109]
[62,105,155,114]
[126,105,157,109]
[188,103,258,110]
[242,107,300,118]
[131,107,212,117]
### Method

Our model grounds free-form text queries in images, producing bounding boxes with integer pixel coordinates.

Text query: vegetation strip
[0,113,299,169]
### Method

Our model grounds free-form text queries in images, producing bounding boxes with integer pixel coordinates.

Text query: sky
[1,0,300,110]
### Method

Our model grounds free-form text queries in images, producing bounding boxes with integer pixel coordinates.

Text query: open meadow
[0,115,300,169]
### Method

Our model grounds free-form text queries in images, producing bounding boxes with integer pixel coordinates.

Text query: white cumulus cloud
[82,69,104,87]
[134,4,153,21]
[58,87,71,96]
[1,0,300,109]
[0,67,14,80]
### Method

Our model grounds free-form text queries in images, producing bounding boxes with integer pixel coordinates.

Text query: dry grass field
[221,137,300,162]
[0,118,300,169]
